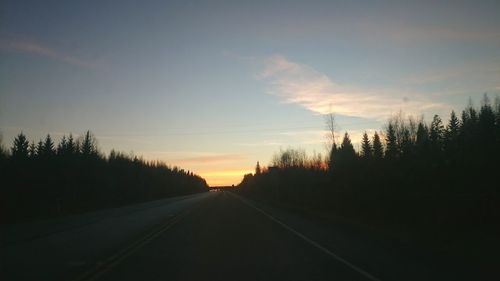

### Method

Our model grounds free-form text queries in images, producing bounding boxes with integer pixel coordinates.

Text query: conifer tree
[340,132,356,156]
[334,132,357,168]
[478,94,496,142]
[80,131,98,157]
[361,132,372,159]
[36,139,44,157]
[429,115,444,150]
[11,132,29,159]
[372,132,384,160]
[42,134,55,157]
[28,141,37,158]
[400,127,413,157]
[57,135,67,155]
[67,134,76,155]
[446,111,460,140]
[385,123,398,159]
[444,111,460,154]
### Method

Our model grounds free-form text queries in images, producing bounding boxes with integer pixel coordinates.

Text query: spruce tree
[28,141,37,158]
[36,140,44,157]
[429,114,444,150]
[11,132,29,159]
[479,94,496,139]
[328,142,337,172]
[416,121,429,153]
[385,123,398,159]
[400,127,413,157]
[340,132,356,156]
[335,132,357,168]
[42,134,55,157]
[57,135,67,155]
[372,132,384,160]
[67,134,76,155]
[361,132,372,159]
[443,110,460,156]
[446,111,460,140]
[80,131,98,157]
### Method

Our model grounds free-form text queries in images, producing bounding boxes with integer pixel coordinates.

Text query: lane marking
[73,211,189,281]
[230,192,382,281]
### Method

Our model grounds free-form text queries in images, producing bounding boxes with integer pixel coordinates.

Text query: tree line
[238,94,500,233]
[0,131,208,224]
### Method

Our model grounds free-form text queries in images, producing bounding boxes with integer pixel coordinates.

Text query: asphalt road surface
[0,190,482,281]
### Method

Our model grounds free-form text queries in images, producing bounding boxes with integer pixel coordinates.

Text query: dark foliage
[238,95,500,233]
[0,131,208,224]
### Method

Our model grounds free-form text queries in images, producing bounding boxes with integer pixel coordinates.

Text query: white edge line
[230,192,382,281]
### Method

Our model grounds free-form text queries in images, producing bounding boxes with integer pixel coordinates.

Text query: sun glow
[200,169,254,187]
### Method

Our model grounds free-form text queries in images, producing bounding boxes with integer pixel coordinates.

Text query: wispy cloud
[174,154,245,165]
[401,60,500,86]
[259,55,447,120]
[0,39,97,68]
[361,23,500,45]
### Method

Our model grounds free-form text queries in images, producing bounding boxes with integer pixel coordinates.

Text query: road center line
[229,192,382,281]
[73,211,189,281]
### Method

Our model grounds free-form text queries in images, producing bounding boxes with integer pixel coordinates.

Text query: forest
[0,131,209,224]
[238,95,500,235]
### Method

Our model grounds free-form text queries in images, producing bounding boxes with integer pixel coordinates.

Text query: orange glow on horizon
[200,169,254,187]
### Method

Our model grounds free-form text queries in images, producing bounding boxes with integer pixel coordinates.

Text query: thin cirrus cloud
[258,55,448,121]
[174,154,245,165]
[0,39,96,68]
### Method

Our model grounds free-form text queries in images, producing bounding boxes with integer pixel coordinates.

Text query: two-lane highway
[90,191,373,281]
[2,190,380,281]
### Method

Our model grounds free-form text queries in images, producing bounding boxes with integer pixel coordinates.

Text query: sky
[1,0,499,186]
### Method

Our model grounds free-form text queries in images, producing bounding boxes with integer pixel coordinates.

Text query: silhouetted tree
[41,134,55,158]
[11,132,29,159]
[332,132,357,169]
[28,141,37,158]
[400,126,413,157]
[478,94,496,145]
[460,99,478,140]
[1,130,209,224]
[416,121,429,151]
[80,130,98,157]
[36,139,44,157]
[444,110,460,154]
[67,134,76,155]
[0,133,7,160]
[271,148,307,169]
[238,96,500,239]
[57,135,67,155]
[429,114,444,151]
[385,123,398,159]
[495,96,500,143]
[446,111,460,141]
[255,161,261,175]
[361,132,372,159]
[326,113,338,171]
[372,132,384,160]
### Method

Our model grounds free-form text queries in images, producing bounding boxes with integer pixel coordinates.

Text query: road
[0,190,479,281]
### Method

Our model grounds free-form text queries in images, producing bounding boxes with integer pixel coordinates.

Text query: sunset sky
[1,0,499,185]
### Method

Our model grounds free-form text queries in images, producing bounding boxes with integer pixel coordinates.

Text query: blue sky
[1,0,499,185]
